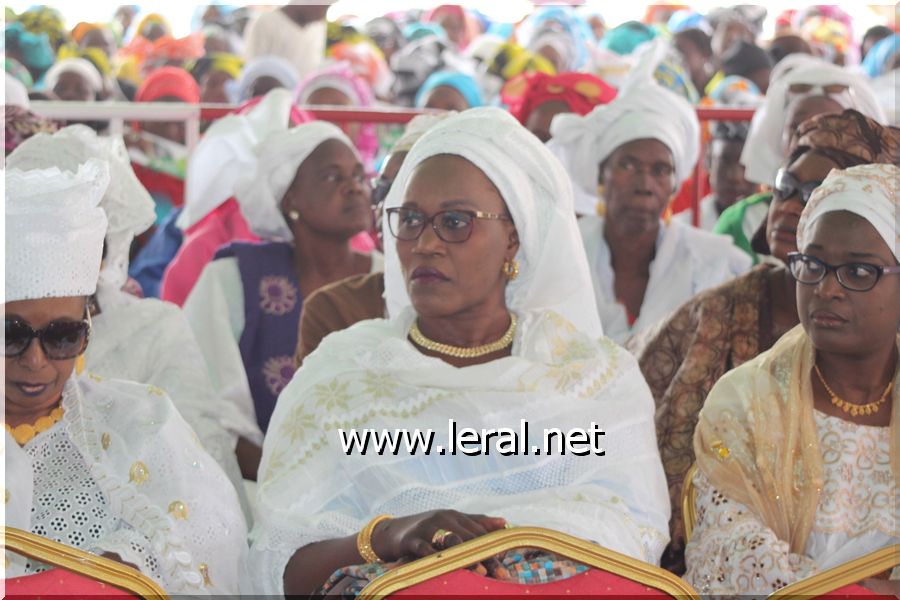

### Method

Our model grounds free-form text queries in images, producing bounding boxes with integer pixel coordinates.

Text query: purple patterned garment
[214,241,302,433]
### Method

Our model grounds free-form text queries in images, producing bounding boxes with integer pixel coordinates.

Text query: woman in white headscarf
[183,120,382,483]
[685,164,900,595]
[250,108,670,596]
[716,58,887,262]
[4,160,248,595]
[229,55,300,103]
[548,70,751,345]
[5,126,248,518]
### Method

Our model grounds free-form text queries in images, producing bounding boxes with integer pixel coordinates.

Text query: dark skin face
[712,20,754,62]
[249,75,284,99]
[765,150,839,263]
[798,212,900,397]
[305,87,362,147]
[140,95,186,144]
[862,30,892,60]
[537,43,564,72]
[398,154,519,324]
[281,139,371,240]
[769,35,812,62]
[5,297,85,427]
[371,150,408,251]
[53,71,96,102]
[600,138,676,238]
[524,100,570,143]
[707,138,757,214]
[142,22,168,42]
[747,66,771,94]
[200,70,234,104]
[436,12,466,47]
[674,33,713,93]
[421,85,470,111]
[80,27,116,59]
[782,95,844,151]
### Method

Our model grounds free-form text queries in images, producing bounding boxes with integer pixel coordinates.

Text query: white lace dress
[685,410,898,595]
[22,421,163,581]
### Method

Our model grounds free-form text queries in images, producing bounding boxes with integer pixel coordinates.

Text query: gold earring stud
[287,210,300,222]
[502,258,519,280]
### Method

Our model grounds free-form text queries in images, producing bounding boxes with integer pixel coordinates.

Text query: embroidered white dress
[3,375,249,595]
[685,410,898,595]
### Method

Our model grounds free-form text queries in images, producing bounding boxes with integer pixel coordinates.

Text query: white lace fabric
[685,410,898,595]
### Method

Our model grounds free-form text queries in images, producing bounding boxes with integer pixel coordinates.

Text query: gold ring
[431,528,453,546]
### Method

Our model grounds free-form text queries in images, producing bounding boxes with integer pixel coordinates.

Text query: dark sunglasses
[787,252,900,292]
[4,312,92,360]
[773,169,823,205]
[386,207,511,244]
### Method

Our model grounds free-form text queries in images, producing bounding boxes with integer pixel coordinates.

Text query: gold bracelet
[357,514,393,564]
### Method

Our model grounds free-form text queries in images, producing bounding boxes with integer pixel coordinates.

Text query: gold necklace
[813,364,893,417]
[409,313,517,359]
[4,406,65,446]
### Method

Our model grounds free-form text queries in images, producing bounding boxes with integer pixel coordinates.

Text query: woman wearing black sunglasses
[5,161,248,594]
[634,109,900,573]
[686,163,899,596]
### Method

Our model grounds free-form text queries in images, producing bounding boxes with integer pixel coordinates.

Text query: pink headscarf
[294,62,378,170]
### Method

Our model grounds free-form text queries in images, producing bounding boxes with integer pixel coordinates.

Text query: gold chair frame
[2,526,168,599]
[682,463,698,542]
[359,525,699,598]
[771,544,899,599]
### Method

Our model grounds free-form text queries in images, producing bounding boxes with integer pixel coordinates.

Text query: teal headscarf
[415,70,483,108]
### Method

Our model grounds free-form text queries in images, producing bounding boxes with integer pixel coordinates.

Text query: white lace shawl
[250,308,670,595]
[3,375,249,595]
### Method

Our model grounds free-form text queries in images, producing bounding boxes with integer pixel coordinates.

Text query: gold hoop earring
[596,183,606,198]
[287,209,300,222]
[502,258,519,280]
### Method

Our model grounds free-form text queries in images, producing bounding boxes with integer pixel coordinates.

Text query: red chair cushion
[820,583,880,597]
[4,569,137,598]
[391,567,675,597]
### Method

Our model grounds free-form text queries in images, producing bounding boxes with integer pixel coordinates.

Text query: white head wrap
[382,107,603,337]
[234,120,357,241]
[178,88,294,231]
[229,55,300,103]
[41,58,104,95]
[7,126,155,291]
[5,73,30,108]
[548,53,700,201]
[798,164,899,261]
[390,112,455,155]
[741,60,886,186]
[5,159,109,302]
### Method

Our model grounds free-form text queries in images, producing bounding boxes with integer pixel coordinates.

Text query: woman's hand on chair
[371,509,507,563]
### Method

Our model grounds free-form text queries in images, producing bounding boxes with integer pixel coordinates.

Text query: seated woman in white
[685,164,900,596]
[6,125,247,517]
[548,64,751,344]
[250,108,670,596]
[4,160,248,595]
[183,121,383,482]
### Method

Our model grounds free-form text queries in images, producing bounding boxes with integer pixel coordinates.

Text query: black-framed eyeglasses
[773,169,822,205]
[4,311,92,360]
[385,207,512,243]
[787,252,900,292]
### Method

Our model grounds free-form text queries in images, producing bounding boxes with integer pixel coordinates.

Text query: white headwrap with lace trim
[8,126,155,291]
[798,163,899,260]
[5,160,109,302]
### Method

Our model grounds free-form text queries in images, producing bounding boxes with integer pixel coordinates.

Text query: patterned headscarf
[789,109,900,169]
[502,71,616,125]
[4,105,59,157]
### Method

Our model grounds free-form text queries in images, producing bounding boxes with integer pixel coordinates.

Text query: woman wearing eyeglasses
[250,109,670,596]
[717,57,885,263]
[685,163,899,595]
[4,161,248,594]
[635,109,900,573]
[183,120,381,482]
